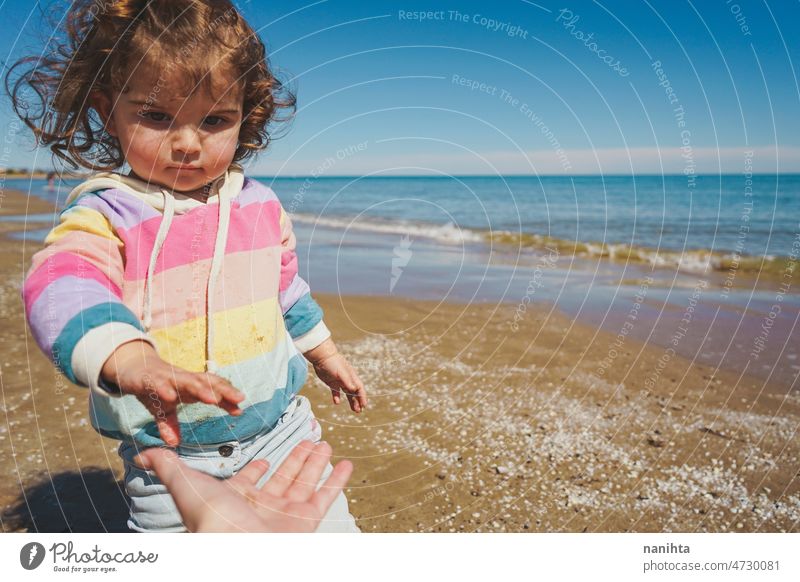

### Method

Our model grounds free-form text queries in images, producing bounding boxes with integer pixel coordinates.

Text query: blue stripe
[53,302,144,384]
[127,353,309,446]
[283,293,323,338]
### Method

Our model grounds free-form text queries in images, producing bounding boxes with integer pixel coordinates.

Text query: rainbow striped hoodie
[22,165,330,446]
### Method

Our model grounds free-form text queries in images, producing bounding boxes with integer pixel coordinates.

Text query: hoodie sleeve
[278,205,331,353]
[22,197,157,397]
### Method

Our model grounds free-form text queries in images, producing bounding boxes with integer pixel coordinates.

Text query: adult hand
[134,440,353,532]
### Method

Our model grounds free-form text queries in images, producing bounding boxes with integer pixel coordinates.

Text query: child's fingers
[142,376,178,405]
[330,385,341,405]
[208,374,245,404]
[354,376,368,409]
[156,411,182,447]
[343,376,366,412]
[345,391,360,413]
[176,373,244,414]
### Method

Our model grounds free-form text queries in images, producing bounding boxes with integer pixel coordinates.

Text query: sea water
[7,174,800,388]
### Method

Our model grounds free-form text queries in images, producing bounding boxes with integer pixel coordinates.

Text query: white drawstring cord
[142,189,175,331]
[139,172,232,374]
[205,173,231,374]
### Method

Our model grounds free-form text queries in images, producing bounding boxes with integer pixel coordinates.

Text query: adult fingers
[285,441,332,502]
[232,459,270,488]
[310,459,354,517]
[260,440,315,498]
[133,448,207,532]
[132,447,174,470]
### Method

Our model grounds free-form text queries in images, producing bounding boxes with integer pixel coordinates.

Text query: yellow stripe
[150,297,283,371]
[46,206,121,246]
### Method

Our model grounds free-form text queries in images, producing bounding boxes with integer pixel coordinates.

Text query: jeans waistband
[119,395,307,463]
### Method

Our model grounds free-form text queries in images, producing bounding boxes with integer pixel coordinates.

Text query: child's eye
[142,111,170,123]
[203,116,227,127]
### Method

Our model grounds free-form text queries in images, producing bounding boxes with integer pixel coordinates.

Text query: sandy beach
[1,188,798,533]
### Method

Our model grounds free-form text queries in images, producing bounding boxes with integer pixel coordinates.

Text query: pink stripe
[122,247,282,328]
[279,253,299,292]
[28,231,125,291]
[120,200,283,281]
[24,252,122,313]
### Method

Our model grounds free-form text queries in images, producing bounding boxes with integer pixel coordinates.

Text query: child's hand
[100,341,245,446]
[311,352,368,413]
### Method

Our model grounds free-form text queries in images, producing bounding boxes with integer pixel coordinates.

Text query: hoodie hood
[64,164,244,213]
[64,165,245,374]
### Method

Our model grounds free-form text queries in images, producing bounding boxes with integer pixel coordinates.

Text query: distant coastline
[0,169,51,179]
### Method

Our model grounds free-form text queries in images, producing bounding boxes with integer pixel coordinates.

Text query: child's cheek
[129,130,168,165]
[206,131,239,167]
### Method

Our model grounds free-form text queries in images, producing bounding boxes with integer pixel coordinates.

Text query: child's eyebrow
[128,99,167,109]
[127,99,240,115]
[206,108,242,115]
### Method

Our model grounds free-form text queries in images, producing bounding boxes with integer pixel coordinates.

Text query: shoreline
[4,182,798,293]
[0,187,797,532]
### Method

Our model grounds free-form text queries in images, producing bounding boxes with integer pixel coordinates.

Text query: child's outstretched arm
[22,199,243,445]
[277,205,367,413]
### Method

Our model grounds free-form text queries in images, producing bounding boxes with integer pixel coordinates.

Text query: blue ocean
[6,174,800,388]
[10,173,800,259]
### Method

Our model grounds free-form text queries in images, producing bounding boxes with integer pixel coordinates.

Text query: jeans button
[218,444,234,457]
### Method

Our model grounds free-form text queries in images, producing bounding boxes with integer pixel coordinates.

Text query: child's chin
[166,175,208,193]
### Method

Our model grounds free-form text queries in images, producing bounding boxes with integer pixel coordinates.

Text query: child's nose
[172,127,201,155]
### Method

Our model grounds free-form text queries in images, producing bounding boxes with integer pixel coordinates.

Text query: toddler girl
[10,0,366,532]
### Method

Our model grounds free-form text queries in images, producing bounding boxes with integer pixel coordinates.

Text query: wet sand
[0,188,797,532]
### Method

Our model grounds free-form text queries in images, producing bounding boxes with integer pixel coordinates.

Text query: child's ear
[91,92,117,137]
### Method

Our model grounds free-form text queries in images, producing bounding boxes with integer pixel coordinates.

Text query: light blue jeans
[118,395,360,533]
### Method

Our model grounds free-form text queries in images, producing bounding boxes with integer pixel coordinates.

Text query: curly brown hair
[5,0,296,171]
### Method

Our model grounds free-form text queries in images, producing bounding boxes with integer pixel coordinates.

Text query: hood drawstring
[140,174,232,375]
[142,188,175,331]
[205,182,231,374]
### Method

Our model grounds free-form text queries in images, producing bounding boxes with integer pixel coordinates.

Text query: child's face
[97,73,244,196]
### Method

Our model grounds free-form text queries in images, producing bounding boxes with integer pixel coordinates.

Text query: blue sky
[1,0,798,175]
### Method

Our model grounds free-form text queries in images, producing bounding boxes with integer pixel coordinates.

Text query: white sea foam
[291,213,781,274]
[291,213,484,244]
